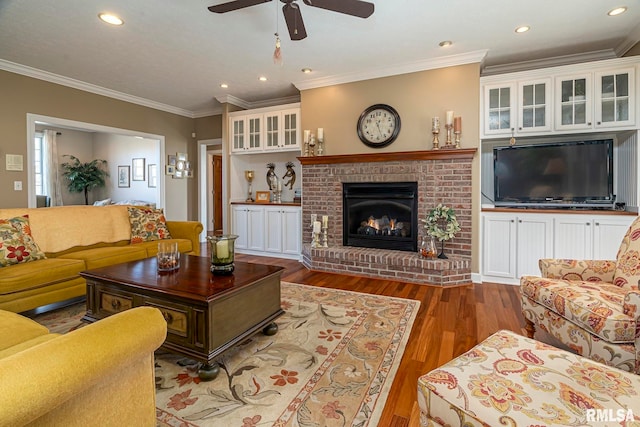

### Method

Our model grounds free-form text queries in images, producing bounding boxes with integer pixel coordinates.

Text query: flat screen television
[493,139,614,208]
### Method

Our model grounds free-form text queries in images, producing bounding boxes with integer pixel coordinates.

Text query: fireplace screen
[343,182,418,252]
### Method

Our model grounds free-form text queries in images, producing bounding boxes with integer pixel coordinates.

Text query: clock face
[357,104,401,148]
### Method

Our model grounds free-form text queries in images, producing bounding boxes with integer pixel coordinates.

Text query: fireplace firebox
[343,182,418,252]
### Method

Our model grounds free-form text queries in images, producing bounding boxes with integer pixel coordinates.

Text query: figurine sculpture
[282,161,296,190]
[266,163,277,191]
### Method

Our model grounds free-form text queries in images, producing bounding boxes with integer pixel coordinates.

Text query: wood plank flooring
[221,249,527,426]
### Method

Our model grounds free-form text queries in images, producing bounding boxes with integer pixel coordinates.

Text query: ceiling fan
[208,0,374,41]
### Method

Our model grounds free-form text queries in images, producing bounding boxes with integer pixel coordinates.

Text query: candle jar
[207,234,239,275]
[157,241,180,272]
[420,235,437,259]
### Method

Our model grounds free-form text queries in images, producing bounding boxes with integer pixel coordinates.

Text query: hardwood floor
[224,249,528,427]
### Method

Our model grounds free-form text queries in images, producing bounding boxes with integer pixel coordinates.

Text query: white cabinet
[481,57,639,139]
[264,109,300,151]
[264,206,301,256]
[555,215,634,260]
[229,103,301,154]
[231,205,265,251]
[232,204,301,259]
[482,211,635,284]
[482,213,553,282]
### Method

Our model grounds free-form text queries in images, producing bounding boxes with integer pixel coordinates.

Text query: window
[34,132,44,195]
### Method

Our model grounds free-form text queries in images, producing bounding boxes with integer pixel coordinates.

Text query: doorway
[209,154,223,234]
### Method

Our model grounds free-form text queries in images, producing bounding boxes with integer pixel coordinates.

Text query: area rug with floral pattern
[34,282,419,427]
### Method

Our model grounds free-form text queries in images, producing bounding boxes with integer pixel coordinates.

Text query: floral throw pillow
[128,207,172,244]
[0,215,47,268]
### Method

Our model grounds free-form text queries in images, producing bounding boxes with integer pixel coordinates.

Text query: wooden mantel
[297,148,477,165]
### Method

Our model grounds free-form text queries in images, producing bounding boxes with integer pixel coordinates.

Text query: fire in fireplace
[343,182,418,252]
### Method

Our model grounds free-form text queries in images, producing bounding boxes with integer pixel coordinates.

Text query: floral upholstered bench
[417,330,640,426]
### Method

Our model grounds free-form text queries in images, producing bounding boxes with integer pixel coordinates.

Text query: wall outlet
[14,181,22,191]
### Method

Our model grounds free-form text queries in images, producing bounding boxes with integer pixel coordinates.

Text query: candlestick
[445,123,453,146]
[432,117,440,132]
[322,215,328,228]
[446,110,454,125]
[309,133,316,156]
[322,225,328,248]
[453,116,461,133]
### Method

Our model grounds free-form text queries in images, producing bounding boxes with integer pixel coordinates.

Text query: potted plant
[60,155,109,205]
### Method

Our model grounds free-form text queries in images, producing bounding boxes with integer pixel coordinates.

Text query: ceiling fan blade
[302,0,374,18]
[208,0,271,13]
[282,3,307,40]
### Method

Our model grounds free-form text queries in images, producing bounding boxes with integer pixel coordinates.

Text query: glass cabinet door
[231,117,245,151]
[282,110,299,148]
[518,79,550,133]
[555,74,592,130]
[484,83,516,135]
[265,113,279,148]
[247,115,261,150]
[595,68,634,128]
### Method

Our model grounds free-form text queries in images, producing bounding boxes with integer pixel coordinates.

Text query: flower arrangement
[422,204,461,241]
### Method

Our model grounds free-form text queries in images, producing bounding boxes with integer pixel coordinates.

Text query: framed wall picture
[118,166,130,188]
[167,154,177,166]
[132,158,145,181]
[166,165,175,175]
[255,191,270,203]
[148,164,157,188]
[173,170,184,179]
[177,152,187,161]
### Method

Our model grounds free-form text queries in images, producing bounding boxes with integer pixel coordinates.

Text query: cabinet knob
[597,122,601,125]
[586,223,590,226]
[518,220,522,223]
[595,222,600,226]
[518,127,522,131]
[587,122,592,126]
[510,219,515,223]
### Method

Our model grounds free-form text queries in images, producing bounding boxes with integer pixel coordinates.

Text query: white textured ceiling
[1,0,639,116]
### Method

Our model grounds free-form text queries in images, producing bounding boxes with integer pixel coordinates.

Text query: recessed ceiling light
[301,68,312,73]
[259,76,267,82]
[608,6,627,16]
[98,13,124,26]
[439,40,453,47]
[220,83,228,89]
[515,25,530,33]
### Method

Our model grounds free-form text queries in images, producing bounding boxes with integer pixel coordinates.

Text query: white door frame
[198,138,223,242]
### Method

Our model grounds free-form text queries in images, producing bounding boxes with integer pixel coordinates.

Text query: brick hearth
[298,149,475,286]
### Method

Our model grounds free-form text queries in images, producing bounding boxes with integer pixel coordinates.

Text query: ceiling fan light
[98,13,124,26]
[259,76,268,82]
[515,25,530,33]
[220,83,228,89]
[439,40,452,48]
[301,68,312,73]
[608,6,627,16]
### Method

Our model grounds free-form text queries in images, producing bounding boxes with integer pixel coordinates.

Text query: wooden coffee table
[80,254,284,380]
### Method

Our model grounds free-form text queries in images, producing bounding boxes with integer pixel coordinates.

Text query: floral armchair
[520,215,640,374]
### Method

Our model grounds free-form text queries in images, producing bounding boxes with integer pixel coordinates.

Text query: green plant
[60,155,109,205]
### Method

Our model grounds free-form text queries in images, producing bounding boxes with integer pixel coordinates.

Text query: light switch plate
[14,181,22,191]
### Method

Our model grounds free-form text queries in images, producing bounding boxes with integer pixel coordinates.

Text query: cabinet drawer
[99,291,133,314]
[142,298,190,339]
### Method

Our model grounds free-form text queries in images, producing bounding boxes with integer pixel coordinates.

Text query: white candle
[446,111,454,125]
[304,130,310,143]
[313,221,321,234]
[322,215,328,227]
[454,116,462,133]
[317,128,324,140]
[216,240,229,259]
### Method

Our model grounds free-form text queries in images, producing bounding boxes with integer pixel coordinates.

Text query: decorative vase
[207,234,239,275]
[420,235,437,259]
[437,239,448,259]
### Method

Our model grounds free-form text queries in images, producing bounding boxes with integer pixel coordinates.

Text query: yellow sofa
[0,306,166,426]
[0,205,203,313]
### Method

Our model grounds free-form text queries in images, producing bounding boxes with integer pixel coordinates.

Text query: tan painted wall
[625,41,640,57]
[300,63,482,273]
[0,70,199,219]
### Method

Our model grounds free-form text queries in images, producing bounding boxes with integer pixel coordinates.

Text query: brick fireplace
[298,149,475,286]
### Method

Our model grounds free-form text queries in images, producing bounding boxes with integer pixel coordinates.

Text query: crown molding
[615,23,640,56]
[215,94,301,111]
[193,107,223,118]
[292,50,489,91]
[480,49,618,76]
[0,59,197,118]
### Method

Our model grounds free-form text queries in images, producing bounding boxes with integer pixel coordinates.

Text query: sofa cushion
[58,246,147,270]
[0,258,86,295]
[127,207,172,243]
[0,216,46,267]
[0,334,59,360]
[613,216,640,290]
[521,276,636,343]
[0,309,50,351]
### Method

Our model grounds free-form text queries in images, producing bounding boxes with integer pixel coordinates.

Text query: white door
[282,207,301,255]
[247,206,265,251]
[231,206,248,250]
[554,216,593,259]
[264,207,283,253]
[592,217,635,260]
[516,216,553,277]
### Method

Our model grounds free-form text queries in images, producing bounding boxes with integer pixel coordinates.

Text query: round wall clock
[356,104,401,148]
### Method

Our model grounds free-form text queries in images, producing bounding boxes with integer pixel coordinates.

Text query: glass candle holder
[420,235,437,259]
[207,234,239,275]
[157,241,180,271]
